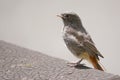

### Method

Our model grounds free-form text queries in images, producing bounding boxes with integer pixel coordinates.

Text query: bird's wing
[66,28,104,58]
[83,34,104,58]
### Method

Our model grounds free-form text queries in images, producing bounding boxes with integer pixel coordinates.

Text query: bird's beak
[57,14,63,18]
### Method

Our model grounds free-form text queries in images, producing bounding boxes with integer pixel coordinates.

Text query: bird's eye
[65,15,69,18]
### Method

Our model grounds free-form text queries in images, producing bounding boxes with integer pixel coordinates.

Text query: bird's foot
[67,59,84,67]
[67,62,85,67]
[67,62,78,67]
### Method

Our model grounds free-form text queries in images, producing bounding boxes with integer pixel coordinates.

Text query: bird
[57,12,104,71]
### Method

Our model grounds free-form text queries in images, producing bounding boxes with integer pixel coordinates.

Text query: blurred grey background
[0,0,120,75]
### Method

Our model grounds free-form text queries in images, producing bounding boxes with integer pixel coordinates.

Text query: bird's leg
[76,58,83,64]
[67,58,84,67]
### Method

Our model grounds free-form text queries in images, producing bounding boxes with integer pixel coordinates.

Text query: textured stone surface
[0,40,120,80]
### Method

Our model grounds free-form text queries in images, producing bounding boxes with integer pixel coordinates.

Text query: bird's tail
[89,56,104,71]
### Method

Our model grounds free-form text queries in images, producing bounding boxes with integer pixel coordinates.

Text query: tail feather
[89,56,104,71]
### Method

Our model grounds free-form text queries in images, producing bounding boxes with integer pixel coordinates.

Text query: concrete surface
[0,40,120,80]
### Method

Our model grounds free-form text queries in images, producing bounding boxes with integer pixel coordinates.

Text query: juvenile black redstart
[57,12,104,71]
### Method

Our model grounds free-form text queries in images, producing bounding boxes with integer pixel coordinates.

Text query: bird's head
[57,12,82,27]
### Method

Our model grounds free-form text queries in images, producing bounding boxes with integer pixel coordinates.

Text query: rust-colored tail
[89,56,104,71]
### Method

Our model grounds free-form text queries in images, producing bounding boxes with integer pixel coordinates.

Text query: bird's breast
[63,26,78,42]
[63,26,85,43]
